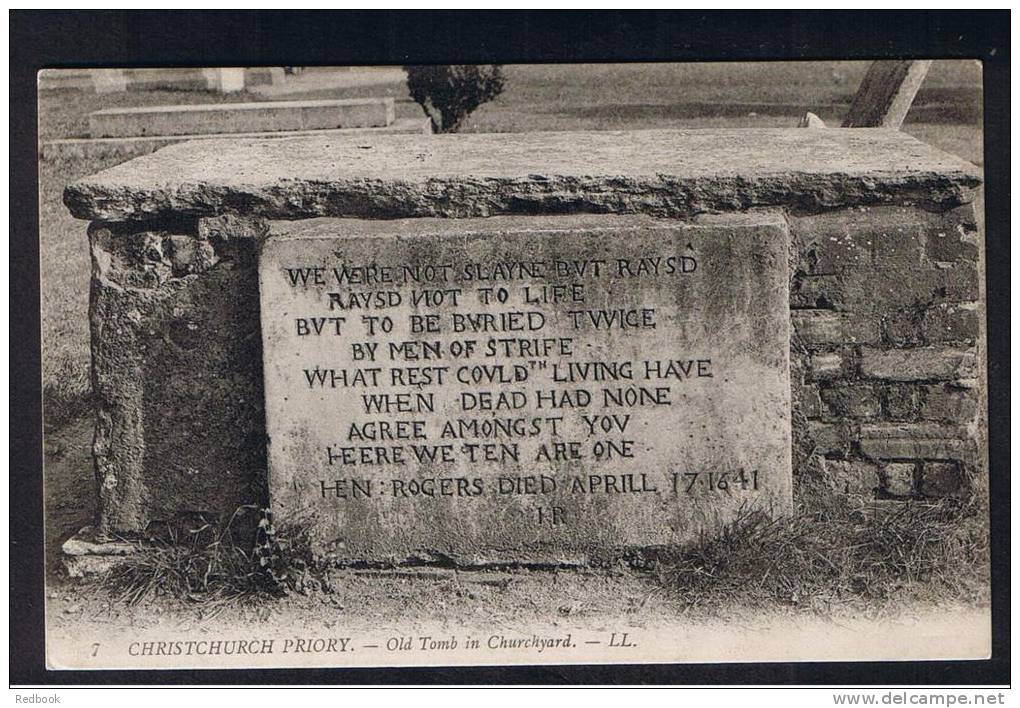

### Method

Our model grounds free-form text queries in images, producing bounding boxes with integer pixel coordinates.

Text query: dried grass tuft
[103,493,989,617]
[104,506,318,613]
[653,494,990,614]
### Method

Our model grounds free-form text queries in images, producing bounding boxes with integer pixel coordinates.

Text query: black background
[10,10,1010,686]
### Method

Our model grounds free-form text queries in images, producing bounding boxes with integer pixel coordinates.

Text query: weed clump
[104,506,318,612]
[653,495,989,614]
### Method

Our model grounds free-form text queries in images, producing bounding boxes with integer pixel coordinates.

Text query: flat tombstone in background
[258,214,792,564]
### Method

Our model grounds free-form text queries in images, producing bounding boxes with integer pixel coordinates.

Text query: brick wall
[788,204,984,501]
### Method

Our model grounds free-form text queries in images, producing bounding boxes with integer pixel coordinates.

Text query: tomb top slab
[64,128,981,222]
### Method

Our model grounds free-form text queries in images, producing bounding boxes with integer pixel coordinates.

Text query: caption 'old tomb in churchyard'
[62,129,984,571]
[260,215,792,563]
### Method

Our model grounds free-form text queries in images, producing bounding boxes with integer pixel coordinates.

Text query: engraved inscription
[259,217,792,562]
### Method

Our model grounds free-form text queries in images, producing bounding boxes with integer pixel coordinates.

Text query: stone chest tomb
[63,129,985,567]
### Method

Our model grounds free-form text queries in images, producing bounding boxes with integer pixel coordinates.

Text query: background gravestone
[259,214,792,563]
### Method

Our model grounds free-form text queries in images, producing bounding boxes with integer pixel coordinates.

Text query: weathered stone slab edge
[62,526,138,556]
[66,170,980,223]
[63,129,982,222]
[61,526,139,578]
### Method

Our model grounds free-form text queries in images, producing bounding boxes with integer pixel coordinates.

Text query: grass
[39,61,984,426]
[652,494,990,615]
[97,493,988,618]
[103,506,320,614]
[39,152,122,429]
[461,62,982,137]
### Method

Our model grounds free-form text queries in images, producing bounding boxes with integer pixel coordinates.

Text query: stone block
[846,314,883,345]
[808,421,849,457]
[788,207,980,315]
[859,423,977,462]
[258,214,793,563]
[821,458,880,498]
[64,129,982,222]
[792,310,878,346]
[919,461,965,496]
[198,213,270,242]
[932,204,980,235]
[166,235,218,276]
[880,384,921,420]
[792,208,929,274]
[61,526,137,578]
[793,310,844,344]
[920,384,980,423]
[835,264,978,314]
[799,235,870,276]
[88,98,396,139]
[925,223,980,263]
[87,221,266,536]
[867,222,926,269]
[820,384,880,419]
[860,346,977,381]
[934,262,981,302]
[796,385,824,419]
[882,307,926,347]
[791,274,844,310]
[58,128,986,566]
[40,118,435,164]
[881,462,917,496]
[922,303,981,344]
[809,352,844,380]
